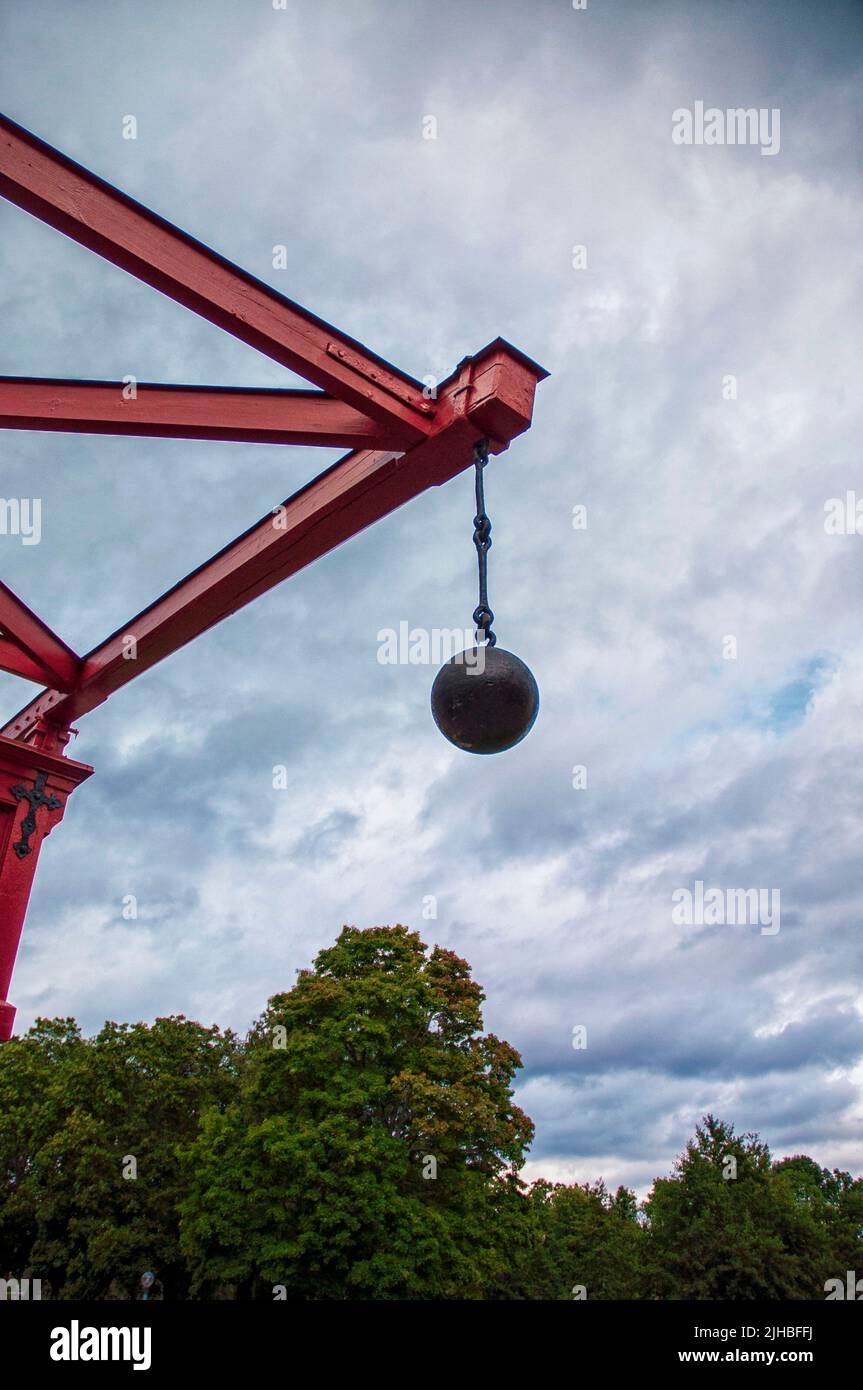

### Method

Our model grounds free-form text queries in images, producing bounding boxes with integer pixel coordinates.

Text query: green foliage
[643,1115,860,1299]
[1,934,861,1301]
[0,1014,240,1298]
[179,925,533,1298]
[495,1178,646,1300]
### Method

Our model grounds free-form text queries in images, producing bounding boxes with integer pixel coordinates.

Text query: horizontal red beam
[0,378,407,449]
[0,582,80,692]
[0,113,433,439]
[2,342,547,740]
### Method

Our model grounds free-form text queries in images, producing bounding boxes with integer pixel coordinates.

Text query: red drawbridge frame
[0,113,547,1038]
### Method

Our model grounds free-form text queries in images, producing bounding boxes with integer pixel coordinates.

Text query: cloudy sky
[1,0,862,1193]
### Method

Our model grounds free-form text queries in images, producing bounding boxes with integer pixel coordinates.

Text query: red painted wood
[1,345,547,740]
[0,736,93,1040]
[0,582,81,691]
[0,637,61,688]
[0,378,409,449]
[0,113,434,438]
[0,113,548,1033]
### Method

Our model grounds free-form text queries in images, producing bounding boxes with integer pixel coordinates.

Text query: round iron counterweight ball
[431,645,539,754]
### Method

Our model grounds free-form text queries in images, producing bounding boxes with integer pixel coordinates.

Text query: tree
[4,984,861,1301]
[772,1154,863,1285]
[179,925,533,1298]
[0,1015,240,1298]
[643,1115,847,1299]
[496,1178,646,1300]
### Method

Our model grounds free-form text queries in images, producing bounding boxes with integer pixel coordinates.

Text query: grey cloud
[1,0,862,1190]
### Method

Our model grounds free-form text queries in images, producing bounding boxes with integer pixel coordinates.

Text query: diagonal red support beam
[0,378,410,450]
[0,109,549,1041]
[2,342,547,741]
[0,581,80,692]
[0,636,62,687]
[0,113,434,438]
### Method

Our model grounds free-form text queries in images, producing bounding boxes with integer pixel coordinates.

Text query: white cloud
[2,0,862,1189]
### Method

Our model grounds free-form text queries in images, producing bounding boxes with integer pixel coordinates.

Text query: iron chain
[471,439,496,647]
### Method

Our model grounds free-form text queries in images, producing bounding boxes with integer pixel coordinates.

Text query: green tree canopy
[643,1115,854,1299]
[179,924,533,1299]
[0,1014,239,1298]
[2,936,861,1302]
[496,1177,646,1300]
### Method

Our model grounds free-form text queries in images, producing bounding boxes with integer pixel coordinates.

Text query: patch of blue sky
[747,654,838,735]
[673,654,838,753]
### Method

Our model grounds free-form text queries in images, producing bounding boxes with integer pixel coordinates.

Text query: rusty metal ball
[430,645,539,754]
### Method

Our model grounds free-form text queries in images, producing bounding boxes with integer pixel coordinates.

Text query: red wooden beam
[0,637,62,688]
[0,113,434,439]
[0,112,549,1041]
[0,378,408,450]
[0,581,80,692]
[0,735,94,1041]
[2,343,547,741]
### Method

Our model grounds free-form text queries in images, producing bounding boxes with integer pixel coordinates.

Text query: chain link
[471,439,496,647]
